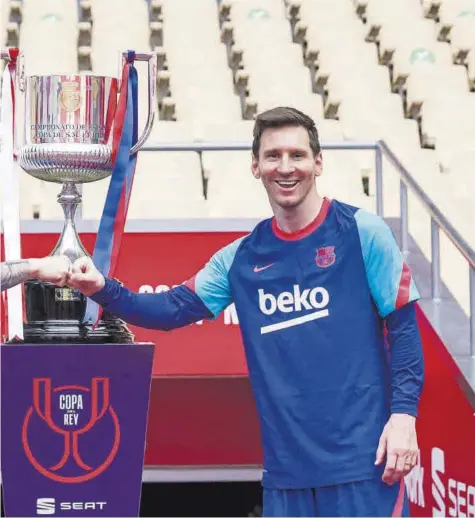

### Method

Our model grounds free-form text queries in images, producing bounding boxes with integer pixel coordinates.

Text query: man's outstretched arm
[68,237,244,331]
[1,260,34,291]
[89,277,213,330]
[1,256,71,291]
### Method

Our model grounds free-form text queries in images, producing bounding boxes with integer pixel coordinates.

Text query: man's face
[252,125,322,209]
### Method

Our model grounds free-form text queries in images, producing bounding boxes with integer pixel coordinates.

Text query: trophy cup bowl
[14,51,157,344]
[21,75,117,184]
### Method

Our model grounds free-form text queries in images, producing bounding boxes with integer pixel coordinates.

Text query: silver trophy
[3,49,156,343]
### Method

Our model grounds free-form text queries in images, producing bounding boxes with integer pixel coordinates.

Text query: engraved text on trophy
[31,124,106,142]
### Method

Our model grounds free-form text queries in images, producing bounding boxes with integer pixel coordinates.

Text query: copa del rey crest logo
[316,246,336,268]
[59,81,81,112]
[22,378,120,483]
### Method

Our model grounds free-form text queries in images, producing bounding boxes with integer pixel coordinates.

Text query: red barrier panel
[406,306,475,517]
[145,376,262,466]
[10,231,248,376]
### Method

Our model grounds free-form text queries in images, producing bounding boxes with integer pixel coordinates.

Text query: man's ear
[251,153,261,179]
[314,152,323,177]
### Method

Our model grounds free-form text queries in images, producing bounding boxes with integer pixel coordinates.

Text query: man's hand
[29,256,71,287]
[375,413,418,485]
[67,257,105,296]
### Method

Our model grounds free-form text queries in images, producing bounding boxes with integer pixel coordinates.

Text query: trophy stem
[58,181,80,219]
[50,182,89,262]
[23,179,134,344]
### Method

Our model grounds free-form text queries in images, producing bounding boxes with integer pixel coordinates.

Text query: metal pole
[431,218,441,301]
[140,141,379,152]
[375,145,383,217]
[400,180,408,256]
[470,266,475,356]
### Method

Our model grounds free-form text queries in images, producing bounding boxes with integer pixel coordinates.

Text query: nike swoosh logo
[254,264,275,273]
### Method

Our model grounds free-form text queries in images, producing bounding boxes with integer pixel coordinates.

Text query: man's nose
[277,155,295,174]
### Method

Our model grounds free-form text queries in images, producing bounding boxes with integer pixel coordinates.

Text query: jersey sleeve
[89,236,244,330]
[183,236,244,318]
[385,302,424,416]
[355,209,420,318]
[91,280,214,330]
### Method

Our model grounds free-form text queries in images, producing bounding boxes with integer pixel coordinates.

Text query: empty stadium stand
[1,0,474,340]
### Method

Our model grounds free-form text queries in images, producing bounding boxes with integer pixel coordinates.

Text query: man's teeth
[276,180,298,187]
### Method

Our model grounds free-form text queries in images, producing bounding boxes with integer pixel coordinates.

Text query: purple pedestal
[1,342,154,517]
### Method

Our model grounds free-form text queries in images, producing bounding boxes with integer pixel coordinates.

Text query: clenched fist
[67,256,105,296]
[30,255,72,287]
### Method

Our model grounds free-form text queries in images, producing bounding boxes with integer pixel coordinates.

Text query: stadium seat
[168,65,241,123]
[82,150,207,219]
[419,95,475,151]
[159,0,241,123]
[382,30,453,85]
[359,0,426,35]
[91,0,150,125]
[129,151,208,218]
[436,1,475,60]
[404,63,469,116]
[205,151,272,218]
[19,0,78,75]
[448,16,475,63]
[467,50,475,88]
[78,0,91,23]
[225,0,324,119]
[7,0,23,26]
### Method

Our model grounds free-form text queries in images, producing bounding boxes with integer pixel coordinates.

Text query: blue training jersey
[92,198,424,489]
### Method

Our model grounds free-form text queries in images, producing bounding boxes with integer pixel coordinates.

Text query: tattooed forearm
[1,260,34,291]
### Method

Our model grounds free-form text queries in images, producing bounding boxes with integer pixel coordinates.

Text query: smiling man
[67,106,424,517]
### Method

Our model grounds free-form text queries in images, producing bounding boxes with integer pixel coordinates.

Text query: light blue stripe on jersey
[355,209,419,318]
[194,236,245,317]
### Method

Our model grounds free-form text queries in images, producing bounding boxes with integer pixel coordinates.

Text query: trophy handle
[120,51,157,155]
[1,47,25,156]
[14,49,25,93]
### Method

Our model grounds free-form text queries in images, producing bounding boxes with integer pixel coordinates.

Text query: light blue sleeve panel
[355,209,420,318]
[188,236,245,318]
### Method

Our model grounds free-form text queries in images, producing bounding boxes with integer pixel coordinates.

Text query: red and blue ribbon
[84,50,138,326]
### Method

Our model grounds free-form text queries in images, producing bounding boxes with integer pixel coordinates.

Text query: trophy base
[22,319,134,345]
[21,279,134,345]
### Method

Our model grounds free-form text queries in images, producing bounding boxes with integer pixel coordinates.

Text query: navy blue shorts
[263,479,408,517]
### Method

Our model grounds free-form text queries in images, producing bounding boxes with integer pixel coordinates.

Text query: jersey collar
[271,197,332,241]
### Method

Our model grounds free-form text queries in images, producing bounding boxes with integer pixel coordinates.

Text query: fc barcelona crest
[316,246,336,268]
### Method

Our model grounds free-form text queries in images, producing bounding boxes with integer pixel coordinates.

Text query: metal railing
[141,139,475,356]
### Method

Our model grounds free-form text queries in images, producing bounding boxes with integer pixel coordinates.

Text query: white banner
[1,56,24,340]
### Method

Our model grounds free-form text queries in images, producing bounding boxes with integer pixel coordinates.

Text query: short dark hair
[252,106,321,157]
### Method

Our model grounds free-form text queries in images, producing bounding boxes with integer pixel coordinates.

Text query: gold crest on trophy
[59,81,81,112]
[92,76,99,101]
